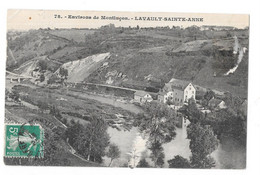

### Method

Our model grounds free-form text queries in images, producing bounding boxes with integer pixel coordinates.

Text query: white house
[208,98,227,110]
[158,78,196,106]
[134,91,153,103]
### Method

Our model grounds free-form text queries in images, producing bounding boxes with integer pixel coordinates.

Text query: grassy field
[49,46,86,63]
[5,82,137,166]
[5,82,141,166]
[12,84,137,130]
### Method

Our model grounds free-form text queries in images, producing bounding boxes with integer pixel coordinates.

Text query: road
[68,82,137,92]
[6,70,33,79]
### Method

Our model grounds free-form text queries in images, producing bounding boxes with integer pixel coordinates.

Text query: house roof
[166,78,191,91]
[241,99,247,106]
[208,98,223,107]
[134,91,151,97]
[158,91,167,96]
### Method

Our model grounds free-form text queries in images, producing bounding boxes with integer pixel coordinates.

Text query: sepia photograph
[4,9,249,170]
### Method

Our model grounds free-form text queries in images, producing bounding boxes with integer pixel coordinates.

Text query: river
[104,125,245,168]
[104,125,192,168]
[211,138,246,169]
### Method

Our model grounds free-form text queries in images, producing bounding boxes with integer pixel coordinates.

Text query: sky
[7,9,249,30]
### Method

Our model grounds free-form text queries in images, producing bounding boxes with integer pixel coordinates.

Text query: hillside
[86,34,248,98]
[13,56,61,76]
[7,26,249,98]
[7,30,72,70]
[58,52,110,82]
[48,29,95,43]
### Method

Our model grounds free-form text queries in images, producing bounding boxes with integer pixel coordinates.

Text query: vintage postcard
[4,9,249,169]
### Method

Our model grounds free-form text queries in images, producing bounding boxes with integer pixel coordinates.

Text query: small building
[158,91,167,103]
[159,78,196,106]
[106,76,113,84]
[32,68,42,79]
[208,98,227,110]
[134,91,153,103]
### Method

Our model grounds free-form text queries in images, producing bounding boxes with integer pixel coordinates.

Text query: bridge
[6,71,34,83]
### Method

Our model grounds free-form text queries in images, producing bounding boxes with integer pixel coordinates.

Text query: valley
[5,25,248,168]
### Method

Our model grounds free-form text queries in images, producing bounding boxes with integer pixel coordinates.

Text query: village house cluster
[133,78,197,128]
[133,77,230,128]
[134,78,196,107]
[158,78,196,106]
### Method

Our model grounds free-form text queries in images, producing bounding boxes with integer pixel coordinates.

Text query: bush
[137,159,150,168]
[168,155,191,168]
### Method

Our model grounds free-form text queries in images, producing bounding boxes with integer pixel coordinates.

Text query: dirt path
[20,100,38,110]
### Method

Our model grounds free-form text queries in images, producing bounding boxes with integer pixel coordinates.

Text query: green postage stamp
[5,124,44,158]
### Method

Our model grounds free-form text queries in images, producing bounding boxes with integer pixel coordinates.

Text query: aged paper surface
[7,10,249,30]
[5,9,249,169]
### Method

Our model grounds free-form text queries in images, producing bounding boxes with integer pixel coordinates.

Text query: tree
[184,26,201,37]
[47,74,60,84]
[187,123,218,168]
[37,60,47,71]
[202,108,247,147]
[137,159,150,168]
[38,129,71,166]
[66,121,84,146]
[70,119,76,126]
[106,143,120,166]
[149,141,165,168]
[37,100,49,113]
[59,67,68,80]
[40,74,45,82]
[62,118,68,125]
[204,90,215,102]
[134,101,177,144]
[201,99,208,109]
[134,102,177,168]
[168,155,191,168]
[75,115,110,163]
[9,90,20,103]
[66,116,110,163]
[223,93,243,111]
[183,98,204,123]
[190,153,216,169]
